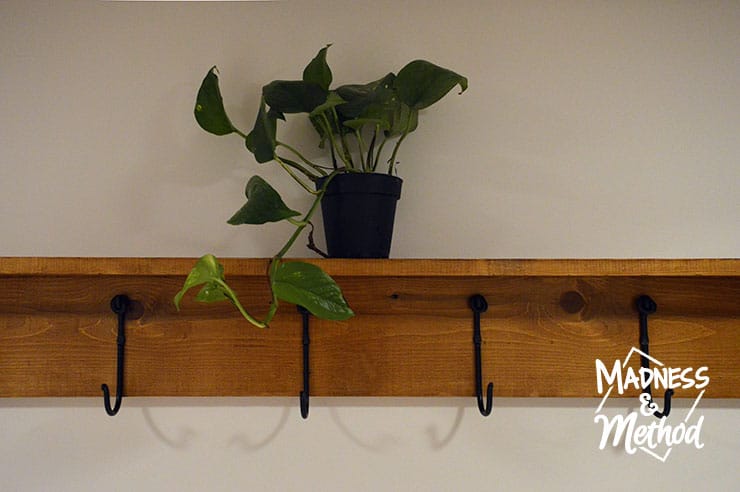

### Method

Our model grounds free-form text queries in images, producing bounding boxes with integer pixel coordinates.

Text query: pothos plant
[174,45,467,327]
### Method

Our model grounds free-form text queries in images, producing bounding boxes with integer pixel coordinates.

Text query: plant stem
[276,141,327,176]
[332,107,355,169]
[287,217,308,227]
[276,153,320,182]
[275,171,338,258]
[259,171,341,325]
[354,129,368,172]
[320,114,353,169]
[373,136,389,172]
[367,126,378,171]
[214,278,267,328]
[275,155,320,194]
[387,122,411,175]
[329,144,338,169]
[238,173,339,328]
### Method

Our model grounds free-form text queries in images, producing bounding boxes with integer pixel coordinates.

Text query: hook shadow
[142,406,197,449]
[228,406,291,452]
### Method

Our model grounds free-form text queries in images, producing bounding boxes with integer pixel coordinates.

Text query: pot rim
[317,173,403,197]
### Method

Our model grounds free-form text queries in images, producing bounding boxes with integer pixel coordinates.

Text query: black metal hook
[469,294,494,416]
[101,294,130,416]
[636,295,673,419]
[298,305,310,419]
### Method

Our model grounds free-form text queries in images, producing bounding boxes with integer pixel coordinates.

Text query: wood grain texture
[1,257,738,277]
[0,258,738,398]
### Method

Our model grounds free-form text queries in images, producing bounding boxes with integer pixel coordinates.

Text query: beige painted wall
[1,1,738,490]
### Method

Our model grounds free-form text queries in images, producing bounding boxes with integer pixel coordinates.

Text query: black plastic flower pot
[316,173,403,258]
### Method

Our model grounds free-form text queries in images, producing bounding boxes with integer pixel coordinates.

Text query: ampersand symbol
[639,392,658,416]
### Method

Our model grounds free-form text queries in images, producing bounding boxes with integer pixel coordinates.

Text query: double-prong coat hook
[469,294,494,416]
[101,294,130,416]
[636,295,673,419]
[298,305,310,419]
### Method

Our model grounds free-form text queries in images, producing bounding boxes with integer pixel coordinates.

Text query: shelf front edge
[1,257,738,277]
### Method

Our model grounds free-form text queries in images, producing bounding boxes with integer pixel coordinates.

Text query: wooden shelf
[1,257,737,276]
[1,258,738,398]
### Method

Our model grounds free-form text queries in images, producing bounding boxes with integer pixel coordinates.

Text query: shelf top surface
[0,257,738,277]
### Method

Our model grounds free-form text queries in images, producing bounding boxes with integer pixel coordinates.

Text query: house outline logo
[593,347,708,462]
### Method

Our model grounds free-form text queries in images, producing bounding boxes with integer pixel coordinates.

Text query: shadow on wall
[3,397,736,453]
[227,407,291,452]
[136,398,467,452]
[328,405,466,452]
[142,406,198,449]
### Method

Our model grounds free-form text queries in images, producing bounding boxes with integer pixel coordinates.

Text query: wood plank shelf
[1,258,738,398]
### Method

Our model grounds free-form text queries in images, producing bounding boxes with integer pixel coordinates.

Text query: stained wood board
[0,258,738,398]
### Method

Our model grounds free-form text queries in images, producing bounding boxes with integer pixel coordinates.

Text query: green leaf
[335,73,396,120]
[308,95,348,144]
[309,91,346,118]
[196,282,229,302]
[228,175,300,225]
[302,44,333,91]
[272,262,354,321]
[394,60,468,110]
[263,80,327,114]
[174,254,228,310]
[245,98,277,163]
[268,107,286,121]
[386,102,418,137]
[194,67,237,136]
[174,254,266,328]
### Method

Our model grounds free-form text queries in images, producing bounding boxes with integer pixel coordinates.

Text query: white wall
[1,1,738,490]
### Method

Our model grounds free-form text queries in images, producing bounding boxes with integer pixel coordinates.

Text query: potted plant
[175,45,467,327]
